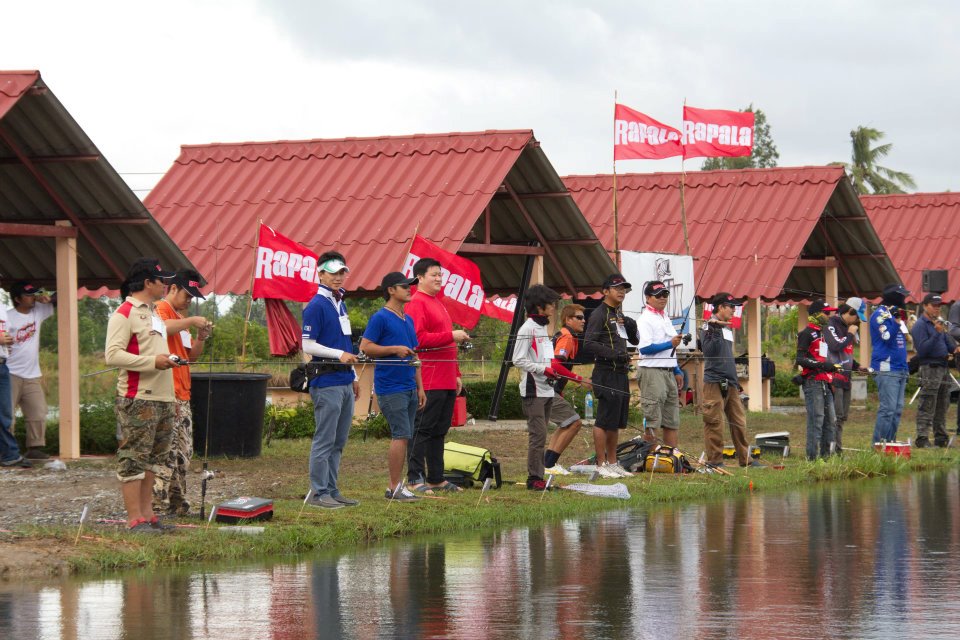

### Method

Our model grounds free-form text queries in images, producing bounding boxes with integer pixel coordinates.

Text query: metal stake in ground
[206,506,218,530]
[539,474,553,503]
[296,490,312,521]
[476,477,493,506]
[73,503,89,545]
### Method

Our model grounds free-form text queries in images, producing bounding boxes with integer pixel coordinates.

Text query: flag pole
[240,218,263,361]
[679,99,691,256]
[612,90,621,270]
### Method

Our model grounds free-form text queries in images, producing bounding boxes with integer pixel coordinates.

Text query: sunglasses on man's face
[652,291,670,299]
[572,315,585,320]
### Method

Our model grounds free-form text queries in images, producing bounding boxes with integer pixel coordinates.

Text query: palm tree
[835,126,916,194]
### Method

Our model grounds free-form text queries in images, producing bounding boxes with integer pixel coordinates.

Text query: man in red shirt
[405,258,470,494]
[153,270,212,516]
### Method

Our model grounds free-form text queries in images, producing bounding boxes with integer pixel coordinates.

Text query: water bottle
[584,392,594,420]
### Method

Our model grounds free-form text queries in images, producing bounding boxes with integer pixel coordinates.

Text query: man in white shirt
[636,280,683,447]
[5,282,55,460]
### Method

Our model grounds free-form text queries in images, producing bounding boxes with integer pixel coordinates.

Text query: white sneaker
[597,463,620,479]
[610,463,634,477]
[545,464,572,476]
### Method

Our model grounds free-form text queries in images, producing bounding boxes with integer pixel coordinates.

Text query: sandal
[407,483,436,496]
[430,481,464,493]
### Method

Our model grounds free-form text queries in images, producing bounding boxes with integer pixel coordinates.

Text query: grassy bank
[17,404,960,576]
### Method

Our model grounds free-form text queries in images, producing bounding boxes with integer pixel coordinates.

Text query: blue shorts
[377,389,418,440]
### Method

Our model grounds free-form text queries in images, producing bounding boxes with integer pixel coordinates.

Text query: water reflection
[4,471,960,639]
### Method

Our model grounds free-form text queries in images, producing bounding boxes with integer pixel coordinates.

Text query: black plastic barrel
[191,372,271,457]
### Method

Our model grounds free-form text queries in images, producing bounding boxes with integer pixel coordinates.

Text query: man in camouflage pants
[105,258,181,534]
[153,270,212,515]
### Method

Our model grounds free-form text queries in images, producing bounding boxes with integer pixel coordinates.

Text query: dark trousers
[408,389,456,484]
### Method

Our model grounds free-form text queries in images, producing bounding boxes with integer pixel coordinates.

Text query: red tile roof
[861,193,960,303]
[146,130,616,295]
[563,166,899,301]
[0,71,37,120]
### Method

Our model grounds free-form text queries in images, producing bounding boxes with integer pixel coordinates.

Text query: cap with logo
[171,272,206,299]
[808,299,838,315]
[844,297,868,322]
[319,258,350,274]
[602,274,632,290]
[881,283,910,308]
[922,293,943,306]
[381,271,418,291]
[709,292,743,307]
[643,280,669,297]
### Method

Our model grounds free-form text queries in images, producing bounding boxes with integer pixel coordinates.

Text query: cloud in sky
[2,0,957,193]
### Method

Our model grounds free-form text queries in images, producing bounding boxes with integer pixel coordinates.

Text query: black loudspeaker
[922,270,948,294]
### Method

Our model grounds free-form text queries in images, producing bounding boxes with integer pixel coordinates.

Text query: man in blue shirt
[360,272,426,502]
[302,251,360,510]
[911,293,958,448]
[870,284,910,444]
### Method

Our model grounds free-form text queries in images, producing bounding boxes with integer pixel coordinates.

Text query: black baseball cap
[922,293,943,306]
[170,271,205,299]
[644,280,669,297]
[709,292,743,307]
[602,274,632,290]
[808,299,838,314]
[881,283,910,306]
[126,258,175,283]
[381,272,418,291]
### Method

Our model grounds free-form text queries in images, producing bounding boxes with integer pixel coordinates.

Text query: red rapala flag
[703,303,743,330]
[614,103,683,160]
[682,106,755,159]
[401,236,486,329]
[251,223,320,302]
[482,295,517,324]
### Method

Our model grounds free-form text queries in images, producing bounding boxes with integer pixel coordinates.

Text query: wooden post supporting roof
[825,261,839,308]
[55,220,80,459]
[745,298,766,411]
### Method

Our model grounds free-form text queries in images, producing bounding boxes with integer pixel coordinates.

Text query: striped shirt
[104,296,175,402]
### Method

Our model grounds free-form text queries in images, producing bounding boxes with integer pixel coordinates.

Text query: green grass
[10,401,957,576]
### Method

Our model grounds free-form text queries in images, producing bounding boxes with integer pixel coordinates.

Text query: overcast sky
[4,0,957,196]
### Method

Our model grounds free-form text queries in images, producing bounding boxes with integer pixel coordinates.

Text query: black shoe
[740,460,765,468]
[916,437,931,449]
[331,493,360,507]
[935,439,948,448]
[25,448,51,460]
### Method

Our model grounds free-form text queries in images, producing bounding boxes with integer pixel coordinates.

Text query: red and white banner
[252,224,320,302]
[703,303,743,330]
[613,103,683,160]
[482,296,517,324]
[681,106,755,160]
[401,236,488,329]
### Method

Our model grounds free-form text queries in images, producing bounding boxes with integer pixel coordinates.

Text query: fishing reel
[356,351,371,363]
[681,333,693,346]
[459,341,475,353]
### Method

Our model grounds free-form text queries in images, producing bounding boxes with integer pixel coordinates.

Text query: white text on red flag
[681,106,755,160]
[613,103,683,160]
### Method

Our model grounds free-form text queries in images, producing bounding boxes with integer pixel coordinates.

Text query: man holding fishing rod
[700,292,756,468]
[636,280,685,449]
[105,258,182,533]
[583,274,639,478]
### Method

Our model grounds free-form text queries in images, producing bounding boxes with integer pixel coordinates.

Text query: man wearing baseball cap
[701,293,754,467]
[105,257,181,533]
[583,273,638,478]
[825,301,867,452]
[911,293,956,447]
[796,299,839,460]
[152,269,212,515]
[636,280,684,449]
[870,284,911,443]
[4,282,56,460]
[360,271,425,502]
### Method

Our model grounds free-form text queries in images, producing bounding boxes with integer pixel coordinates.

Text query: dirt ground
[0,455,259,579]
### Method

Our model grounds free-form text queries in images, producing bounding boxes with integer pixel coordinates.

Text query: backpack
[640,445,695,474]
[616,438,657,473]
[444,442,502,488]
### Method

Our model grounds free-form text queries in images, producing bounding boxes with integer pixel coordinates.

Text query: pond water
[3,471,960,639]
